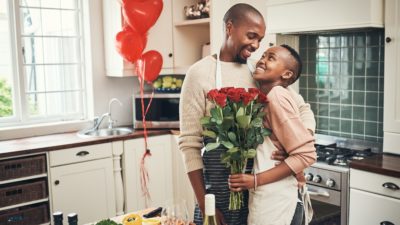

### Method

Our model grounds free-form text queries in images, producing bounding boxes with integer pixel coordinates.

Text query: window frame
[0,0,88,127]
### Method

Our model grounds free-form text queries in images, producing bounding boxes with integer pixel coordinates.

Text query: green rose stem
[229,159,247,210]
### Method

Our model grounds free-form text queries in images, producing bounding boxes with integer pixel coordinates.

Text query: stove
[315,144,375,167]
[305,143,377,225]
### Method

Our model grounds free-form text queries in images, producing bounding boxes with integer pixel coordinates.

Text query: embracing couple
[179,3,316,225]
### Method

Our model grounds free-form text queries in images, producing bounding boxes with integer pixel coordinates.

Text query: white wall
[87,0,136,127]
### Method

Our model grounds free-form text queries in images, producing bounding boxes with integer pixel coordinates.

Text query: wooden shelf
[0,198,49,211]
[174,18,210,27]
[0,173,47,185]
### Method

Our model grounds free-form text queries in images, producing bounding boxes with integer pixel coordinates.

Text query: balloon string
[145,91,154,116]
[136,59,153,207]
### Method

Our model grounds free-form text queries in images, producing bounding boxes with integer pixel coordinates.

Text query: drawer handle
[380,221,394,225]
[382,182,399,190]
[54,180,60,185]
[76,151,90,157]
[307,189,330,197]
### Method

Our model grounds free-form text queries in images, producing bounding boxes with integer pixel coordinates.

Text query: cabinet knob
[168,53,173,58]
[54,180,60,185]
[385,37,392,43]
[382,182,399,190]
[380,221,394,225]
[269,42,274,47]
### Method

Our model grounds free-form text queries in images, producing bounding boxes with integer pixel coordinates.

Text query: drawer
[350,169,400,199]
[349,188,400,225]
[49,143,112,167]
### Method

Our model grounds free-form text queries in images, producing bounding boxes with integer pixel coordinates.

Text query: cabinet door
[144,0,173,71]
[384,0,400,153]
[171,135,195,221]
[50,158,116,224]
[349,188,400,225]
[102,0,173,77]
[123,135,173,212]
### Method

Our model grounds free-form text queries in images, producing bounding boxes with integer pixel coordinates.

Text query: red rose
[227,89,242,103]
[248,88,260,95]
[241,92,254,106]
[215,93,227,107]
[257,92,268,103]
[220,87,234,94]
[207,89,219,101]
[234,88,246,95]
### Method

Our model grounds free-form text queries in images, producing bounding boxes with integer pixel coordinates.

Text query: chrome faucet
[107,98,123,129]
[91,98,122,130]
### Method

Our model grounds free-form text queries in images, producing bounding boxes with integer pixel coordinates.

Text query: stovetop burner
[315,144,374,167]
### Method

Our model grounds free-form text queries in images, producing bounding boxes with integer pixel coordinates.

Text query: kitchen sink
[77,127,133,138]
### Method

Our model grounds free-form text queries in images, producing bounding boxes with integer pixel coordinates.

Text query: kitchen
[0,0,399,225]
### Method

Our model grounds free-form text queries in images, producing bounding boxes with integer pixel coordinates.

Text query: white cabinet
[172,0,270,69]
[123,135,173,212]
[171,134,195,221]
[102,0,173,77]
[383,0,400,154]
[349,169,400,225]
[49,143,116,224]
[265,0,384,34]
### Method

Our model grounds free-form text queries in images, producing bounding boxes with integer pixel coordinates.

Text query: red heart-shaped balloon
[121,25,148,49]
[115,26,145,63]
[122,0,163,34]
[140,50,163,83]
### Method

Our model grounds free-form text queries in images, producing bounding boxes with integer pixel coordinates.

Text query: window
[0,0,86,127]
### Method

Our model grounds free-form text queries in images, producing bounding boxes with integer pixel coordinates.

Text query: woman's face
[226,14,265,64]
[253,46,293,83]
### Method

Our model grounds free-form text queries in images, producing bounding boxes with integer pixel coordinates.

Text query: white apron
[248,138,299,225]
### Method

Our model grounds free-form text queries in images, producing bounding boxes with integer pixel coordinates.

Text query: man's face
[226,14,266,64]
[253,46,293,83]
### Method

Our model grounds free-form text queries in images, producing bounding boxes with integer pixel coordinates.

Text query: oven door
[307,185,343,225]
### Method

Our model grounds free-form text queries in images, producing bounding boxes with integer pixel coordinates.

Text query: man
[179,4,315,225]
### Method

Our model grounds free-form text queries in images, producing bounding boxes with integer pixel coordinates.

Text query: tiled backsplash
[298,29,384,143]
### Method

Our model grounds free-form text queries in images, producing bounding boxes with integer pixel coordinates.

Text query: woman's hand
[271,149,288,162]
[228,173,254,191]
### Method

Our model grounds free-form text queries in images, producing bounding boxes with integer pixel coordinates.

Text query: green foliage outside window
[0,78,13,117]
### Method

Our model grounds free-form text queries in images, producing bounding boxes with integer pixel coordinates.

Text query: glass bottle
[67,213,78,225]
[53,211,63,225]
[203,194,217,225]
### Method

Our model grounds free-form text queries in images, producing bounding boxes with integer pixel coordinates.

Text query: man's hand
[271,149,288,162]
[216,208,226,225]
[228,174,254,191]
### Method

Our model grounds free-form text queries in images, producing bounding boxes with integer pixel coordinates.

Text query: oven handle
[307,188,330,197]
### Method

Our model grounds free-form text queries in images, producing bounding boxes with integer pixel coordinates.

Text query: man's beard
[235,55,247,64]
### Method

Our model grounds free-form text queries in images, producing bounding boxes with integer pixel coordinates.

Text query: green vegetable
[95,219,122,225]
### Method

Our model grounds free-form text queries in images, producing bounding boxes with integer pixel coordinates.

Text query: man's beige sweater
[179,55,315,173]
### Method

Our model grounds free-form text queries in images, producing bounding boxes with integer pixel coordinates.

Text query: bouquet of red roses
[200,87,271,210]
